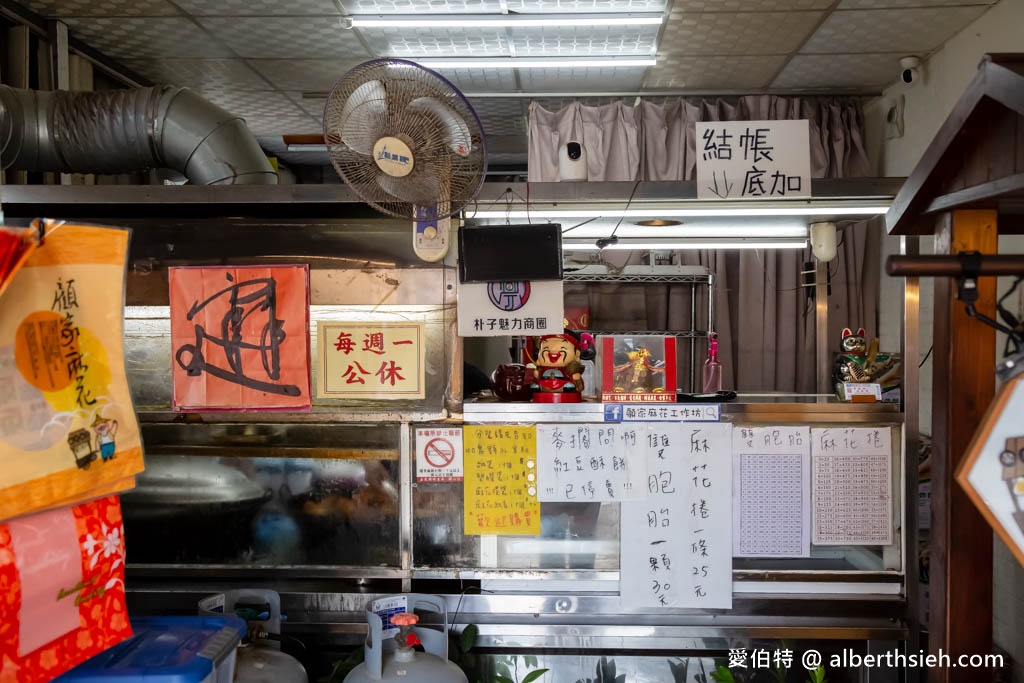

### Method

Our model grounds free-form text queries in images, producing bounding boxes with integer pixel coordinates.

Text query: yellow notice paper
[463,425,540,536]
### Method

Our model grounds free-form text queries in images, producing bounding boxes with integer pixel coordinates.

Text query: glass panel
[123,453,400,566]
[415,479,618,569]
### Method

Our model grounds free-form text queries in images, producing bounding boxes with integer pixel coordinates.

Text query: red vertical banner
[170,265,311,411]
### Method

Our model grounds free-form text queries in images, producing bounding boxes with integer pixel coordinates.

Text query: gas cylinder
[199,589,308,683]
[344,594,468,683]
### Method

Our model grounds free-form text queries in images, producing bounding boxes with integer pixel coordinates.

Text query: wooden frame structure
[887,53,1024,683]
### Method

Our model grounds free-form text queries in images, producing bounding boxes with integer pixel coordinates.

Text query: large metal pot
[121,456,271,563]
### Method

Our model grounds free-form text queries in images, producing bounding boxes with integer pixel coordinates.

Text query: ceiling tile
[63,17,233,58]
[359,26,510,57]
[511,24,658,57]
[643,55,787,89]
[507,0,666,10]
[173,0,341,14]
[196,17,369,59]
[469,99,528,135]
[17,0,180,16]
[340,0,501,12]
[671,0,831,8]
[122,59,270,89]
[839,0,995,7]
[801,6,989,53]
[191,90,306,120]
[771,52,907,90]
[428,67,518,93]
[287,94,328,117]
[658,11,824,55]
[243,115,323,135]
[248,59,361,91]
[519,66,646,91]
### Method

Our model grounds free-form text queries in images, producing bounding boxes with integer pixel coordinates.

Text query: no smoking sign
[415,427,464,482]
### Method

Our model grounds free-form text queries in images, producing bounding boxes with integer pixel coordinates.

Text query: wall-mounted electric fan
[324,58,487,261]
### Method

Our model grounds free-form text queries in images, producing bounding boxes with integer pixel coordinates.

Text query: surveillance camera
[900,56,921,85]
[566,141,583,161]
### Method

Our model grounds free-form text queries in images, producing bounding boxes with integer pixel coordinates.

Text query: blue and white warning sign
[415,427,464,482]
[457,280,564,337]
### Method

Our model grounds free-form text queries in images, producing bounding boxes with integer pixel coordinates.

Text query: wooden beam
[924,172,1024,215]
[929,209,997,683]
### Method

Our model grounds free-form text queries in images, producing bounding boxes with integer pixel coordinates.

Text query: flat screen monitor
[458,223,563,283]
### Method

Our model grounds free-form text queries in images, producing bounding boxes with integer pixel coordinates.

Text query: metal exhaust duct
[0,85,277,185]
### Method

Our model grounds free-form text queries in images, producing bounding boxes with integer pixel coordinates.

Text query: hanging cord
[956,251,1024,357]
[596,179,641,249]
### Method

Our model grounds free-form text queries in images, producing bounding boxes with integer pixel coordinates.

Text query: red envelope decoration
[0,495,131,683]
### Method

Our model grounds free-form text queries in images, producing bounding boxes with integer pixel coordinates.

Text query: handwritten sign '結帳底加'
[169,265,311,411]
[696,120,810,200]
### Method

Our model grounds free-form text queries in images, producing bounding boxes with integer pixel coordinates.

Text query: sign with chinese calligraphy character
[457,280,563,337]
[696,120,811,200]
[536,423,646,502]
[620,422,733,608]
[170,265,311,411]
[463,425,540,535]
[317,322,426,400]
[416,426,464,482]
[812,427,893,545]
[0,220,143,522]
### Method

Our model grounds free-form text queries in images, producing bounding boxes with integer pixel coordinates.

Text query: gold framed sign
[956,372,1024,567]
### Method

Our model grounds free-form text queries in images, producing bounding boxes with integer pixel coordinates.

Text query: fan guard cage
[324,58,488,220]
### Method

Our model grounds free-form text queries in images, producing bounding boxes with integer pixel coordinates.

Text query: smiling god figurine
[526,329,596,403]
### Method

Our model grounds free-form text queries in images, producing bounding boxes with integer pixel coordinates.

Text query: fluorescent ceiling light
[350,13,663,28]
[287,144,328,152]
[563,224,808,239]
[563,239,808,251]
[417,57,656,69]
[472,205,889,219]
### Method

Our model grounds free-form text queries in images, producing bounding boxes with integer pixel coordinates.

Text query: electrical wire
[919,345,933,368]
[596,179,641,249]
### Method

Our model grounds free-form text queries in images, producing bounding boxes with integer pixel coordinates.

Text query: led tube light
[417,57,657,69]
[472,206,889,219]
[562,225,809,239]
[350,13,663,28]
[562,239,809,251]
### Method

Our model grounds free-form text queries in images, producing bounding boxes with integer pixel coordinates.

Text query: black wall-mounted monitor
[458,223,563,283]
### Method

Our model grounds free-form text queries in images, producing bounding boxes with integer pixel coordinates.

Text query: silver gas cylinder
[343,594,468,683]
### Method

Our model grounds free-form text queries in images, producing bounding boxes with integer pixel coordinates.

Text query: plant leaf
[460,624,479,654]
[522,669,550,683]
[495,676,515,683]
[524,656,540,668]
[496,662,513,679]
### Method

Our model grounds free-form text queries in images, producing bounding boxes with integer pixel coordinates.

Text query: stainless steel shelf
[564,274,713,284]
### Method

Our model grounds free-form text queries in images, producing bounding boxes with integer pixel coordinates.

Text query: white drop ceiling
[9,0,1000,169]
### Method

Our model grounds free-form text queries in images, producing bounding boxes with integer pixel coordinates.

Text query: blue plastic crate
[54,616,247,683]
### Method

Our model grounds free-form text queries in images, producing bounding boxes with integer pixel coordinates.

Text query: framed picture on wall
[956,372,1024,567]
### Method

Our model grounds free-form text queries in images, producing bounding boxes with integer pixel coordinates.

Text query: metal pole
[690,282,697,392]
[900,236,922,683]
[816,258,829,397]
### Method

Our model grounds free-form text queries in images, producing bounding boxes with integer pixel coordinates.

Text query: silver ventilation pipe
[0,85,277,185]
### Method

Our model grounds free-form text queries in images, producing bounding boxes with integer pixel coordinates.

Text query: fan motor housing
[373,136,415,177]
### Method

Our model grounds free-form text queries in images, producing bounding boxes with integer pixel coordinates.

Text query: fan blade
[339,79,388,155]
[407,97,472,157]
[375,169,446,206]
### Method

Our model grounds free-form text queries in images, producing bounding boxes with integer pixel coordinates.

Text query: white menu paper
[732,426,811,558]
[621,423,733,609]
[536,423,646,502]
[811,427,893,545]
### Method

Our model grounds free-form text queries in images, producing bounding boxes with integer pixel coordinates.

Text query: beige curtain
[544,96,877,393]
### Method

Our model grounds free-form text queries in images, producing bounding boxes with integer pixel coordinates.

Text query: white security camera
[558,140,588,181]
[900,56,921,85]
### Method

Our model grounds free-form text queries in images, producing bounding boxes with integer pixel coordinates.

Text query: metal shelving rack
[564,266,714,391]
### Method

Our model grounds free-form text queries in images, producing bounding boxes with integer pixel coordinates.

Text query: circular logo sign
[373,137,415,177]
[487,281,531,312]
